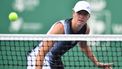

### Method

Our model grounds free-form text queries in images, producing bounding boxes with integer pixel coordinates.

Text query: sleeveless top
[47,18,87,59]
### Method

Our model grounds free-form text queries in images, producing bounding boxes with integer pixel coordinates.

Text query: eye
[77,10,89,16]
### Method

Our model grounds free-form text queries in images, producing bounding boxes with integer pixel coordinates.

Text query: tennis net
[0,34,122,69]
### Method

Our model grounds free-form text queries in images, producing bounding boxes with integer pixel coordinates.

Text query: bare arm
[79,41,99,65]
[79,41,113,69]
[79,25,112,69]
[36,41,54,69]
[81,25,99,64]
[35,22,64,69]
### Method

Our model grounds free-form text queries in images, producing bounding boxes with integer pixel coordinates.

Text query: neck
[71,19,80,33]
[71,19,84,33]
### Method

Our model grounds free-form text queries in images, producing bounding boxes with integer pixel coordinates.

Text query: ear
[72,11,76,17]
[88,14,90,18]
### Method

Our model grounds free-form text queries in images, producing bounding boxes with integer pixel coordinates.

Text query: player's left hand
[104,66,112,69]
[96,62,113,69]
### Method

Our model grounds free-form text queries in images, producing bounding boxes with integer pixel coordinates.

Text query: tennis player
[27,1,112,69]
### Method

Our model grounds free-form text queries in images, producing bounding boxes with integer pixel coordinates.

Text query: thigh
[49,58,64,69]
[27,54,51,69]
[27,42,51,69]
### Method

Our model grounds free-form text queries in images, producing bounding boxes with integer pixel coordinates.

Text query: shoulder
[47,21,64,34]
[55,19,66,30]
[54,22,64,30]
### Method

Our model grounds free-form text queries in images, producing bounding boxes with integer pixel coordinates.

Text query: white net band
[0,34,122,41]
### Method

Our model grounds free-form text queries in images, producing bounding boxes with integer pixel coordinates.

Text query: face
[72,10,90,26]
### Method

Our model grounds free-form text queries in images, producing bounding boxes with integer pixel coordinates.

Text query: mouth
[78,19,84,23]
[77,19,86,26]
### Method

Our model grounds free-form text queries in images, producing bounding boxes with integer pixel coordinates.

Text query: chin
[77,23,82,26]
[78,21,84,25]
[77,22,86,27]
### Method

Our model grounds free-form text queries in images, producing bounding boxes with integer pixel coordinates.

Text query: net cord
[0,34,122,41]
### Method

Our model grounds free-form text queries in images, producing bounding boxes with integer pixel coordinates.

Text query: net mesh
[0,34,122,69]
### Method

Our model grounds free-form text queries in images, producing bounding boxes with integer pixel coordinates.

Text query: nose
[78,14,86,19]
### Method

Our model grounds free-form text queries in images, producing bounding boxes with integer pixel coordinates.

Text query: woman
[27,1,112,69]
